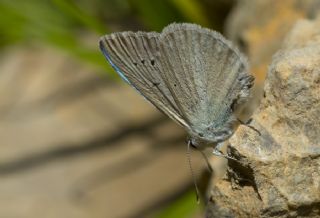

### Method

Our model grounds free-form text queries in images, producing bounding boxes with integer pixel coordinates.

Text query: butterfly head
[189,127,235,150]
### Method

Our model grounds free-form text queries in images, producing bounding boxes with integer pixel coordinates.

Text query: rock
[224,0,320,123]
[206,15,320,218]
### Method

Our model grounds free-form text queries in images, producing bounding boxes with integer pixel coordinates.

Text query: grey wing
[158,23,254,132]
[99,31,189,128]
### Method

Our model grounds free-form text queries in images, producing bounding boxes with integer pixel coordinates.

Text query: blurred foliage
[0,0,111,73]
[154,189,201,218]
[0,0,232,78]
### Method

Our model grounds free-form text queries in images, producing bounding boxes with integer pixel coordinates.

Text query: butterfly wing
[99,31,189,128]
[100,23,254,143]
[158,23,254,137]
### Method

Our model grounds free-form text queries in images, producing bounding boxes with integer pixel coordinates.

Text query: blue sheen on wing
[99,40,130,84]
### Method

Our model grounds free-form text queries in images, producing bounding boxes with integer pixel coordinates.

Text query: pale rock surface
[206,16,320,218]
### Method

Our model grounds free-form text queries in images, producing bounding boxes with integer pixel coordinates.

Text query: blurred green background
[0,1,233,218]
[0,0,232,76]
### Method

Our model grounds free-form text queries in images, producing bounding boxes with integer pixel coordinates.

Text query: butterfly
[99,23,254,155]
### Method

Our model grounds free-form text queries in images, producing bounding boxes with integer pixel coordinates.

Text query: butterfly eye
[133,62,138,66]
[151,59,155,65]
[190,142,197,149]
[141,59,145,64]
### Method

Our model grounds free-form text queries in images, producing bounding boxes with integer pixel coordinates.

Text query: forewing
[158,23,254,131]
[99,31,189,128]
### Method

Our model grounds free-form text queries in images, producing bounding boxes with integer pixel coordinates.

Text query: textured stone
[225,0,320,124]
[206,16,320,218]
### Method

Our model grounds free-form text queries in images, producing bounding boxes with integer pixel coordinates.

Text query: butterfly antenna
[198,150,213,173]
[187,140,201,204]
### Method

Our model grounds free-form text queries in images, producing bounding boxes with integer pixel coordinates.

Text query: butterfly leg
[188,140,213,172]
[212,142,237,161]
[198,150,213,172]
[238,118,261,136]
